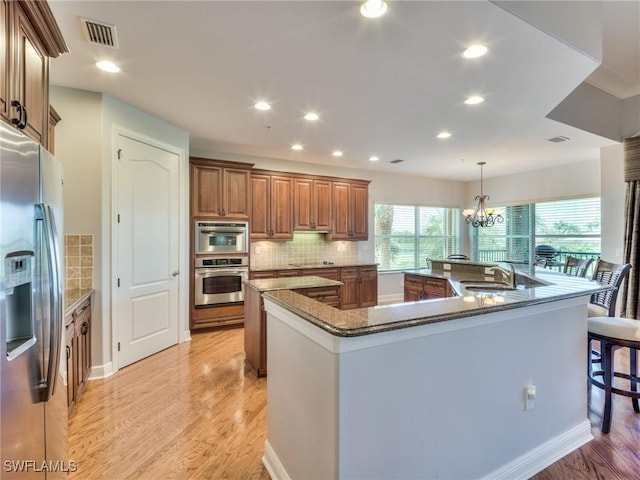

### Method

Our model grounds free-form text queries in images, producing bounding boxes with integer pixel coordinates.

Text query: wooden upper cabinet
[14,3,48,145]
[294,177,332,232]
[1,1,67,146]
[0,0,9,125]
[47,104,60,154]
[332,181,369,240]
[250,171,293,240]
[190,158,252,219]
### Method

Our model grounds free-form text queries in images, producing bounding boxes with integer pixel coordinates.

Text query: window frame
[374,203,461,272]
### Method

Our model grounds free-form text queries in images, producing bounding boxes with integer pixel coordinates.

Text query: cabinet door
[13,2,48,145]
[65,321,76,413]
[192,163,223,217]
[314,180,332,231]
[223,167,250,218]
[332,182,350,239]
[358,266,378,307]
[250,174,270,239]
[350,184,369,240]
[269,175,293,240]
[0,0,9,124]
[404,275,424,302]
[293,178,313,231]
[339,267,359,309]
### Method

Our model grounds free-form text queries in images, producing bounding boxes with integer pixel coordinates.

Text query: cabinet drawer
[297,286,340,306]
[300,268,340,280]
[424,278,447,295]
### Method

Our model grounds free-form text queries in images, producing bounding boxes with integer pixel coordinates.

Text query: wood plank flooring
[69,329,640,479]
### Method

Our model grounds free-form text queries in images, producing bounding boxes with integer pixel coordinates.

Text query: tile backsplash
[250,232,359,269]
[65,234,93,294]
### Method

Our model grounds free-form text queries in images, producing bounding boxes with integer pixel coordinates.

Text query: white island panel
[263,296,593,480]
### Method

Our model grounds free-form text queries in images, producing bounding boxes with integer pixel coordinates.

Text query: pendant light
[463,162,504,228]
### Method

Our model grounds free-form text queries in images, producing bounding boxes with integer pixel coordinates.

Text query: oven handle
[198,229,246,234]
[195,268,248,276]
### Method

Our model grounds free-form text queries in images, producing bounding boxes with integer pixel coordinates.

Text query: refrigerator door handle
[35,203,63,401]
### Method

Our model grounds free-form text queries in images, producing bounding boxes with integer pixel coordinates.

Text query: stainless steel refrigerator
[1,121,67,478]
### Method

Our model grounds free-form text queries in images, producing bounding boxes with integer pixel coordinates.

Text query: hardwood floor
[68,328,269,480]
[69,329,640,479]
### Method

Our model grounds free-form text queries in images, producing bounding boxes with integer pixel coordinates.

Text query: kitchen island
[244,275,343,376]
[261,265,610,479]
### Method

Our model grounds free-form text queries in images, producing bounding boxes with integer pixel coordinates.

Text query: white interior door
[116,134,179,368]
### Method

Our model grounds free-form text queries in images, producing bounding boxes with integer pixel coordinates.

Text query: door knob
[172,270,180,277]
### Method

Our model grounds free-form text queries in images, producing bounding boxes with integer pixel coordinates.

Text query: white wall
[600,143,625,263]
[50,86,104,361]
[50,86,189,376]
[466,158,600,206]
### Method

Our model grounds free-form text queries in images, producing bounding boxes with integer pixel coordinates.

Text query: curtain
[621,136,640,318]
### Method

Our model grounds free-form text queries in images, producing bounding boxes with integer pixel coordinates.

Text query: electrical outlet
[525,385,536,410]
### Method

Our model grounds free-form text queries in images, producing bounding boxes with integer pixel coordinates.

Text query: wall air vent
[547,136,570,143]
[390,159,404,164]
[81,18,119,48]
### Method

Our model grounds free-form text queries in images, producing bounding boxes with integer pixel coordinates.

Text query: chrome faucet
[487,262,516,289]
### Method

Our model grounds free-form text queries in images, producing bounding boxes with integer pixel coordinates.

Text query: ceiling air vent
[390,159,404,164]
[547,136,570,143]
[81,18,119,48]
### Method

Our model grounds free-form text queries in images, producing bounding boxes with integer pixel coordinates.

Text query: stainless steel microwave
[195,221,249,255]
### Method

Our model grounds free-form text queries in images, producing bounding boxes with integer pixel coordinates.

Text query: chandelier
[463,162,504,228]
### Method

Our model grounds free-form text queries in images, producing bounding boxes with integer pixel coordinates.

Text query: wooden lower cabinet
[244,283,342,377]
[340,265,378,309]
[65,294,92,415]
[404,274,453,301]
[191,303,244,331]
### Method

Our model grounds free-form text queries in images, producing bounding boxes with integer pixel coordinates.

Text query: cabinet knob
[172,270,180,277]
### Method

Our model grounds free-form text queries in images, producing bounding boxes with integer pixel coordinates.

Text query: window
[472,197,601,267]
[375,204,460,271]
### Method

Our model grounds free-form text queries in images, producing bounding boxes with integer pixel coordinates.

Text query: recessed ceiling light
[360,0,388,18]
[464,96,484,105]
[291,144,303,151]
[332,150,344,157]
[462,45,488,59]
[96,60,120,73]
[304,112,319,121]
[254,101,271,111]
[369,156,380,162]
[437,132,452,139]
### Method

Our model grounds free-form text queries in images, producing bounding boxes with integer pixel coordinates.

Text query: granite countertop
[263,268,611,338]
[65,288,94,315]
[245,275,343,292]
[250,261,377,272]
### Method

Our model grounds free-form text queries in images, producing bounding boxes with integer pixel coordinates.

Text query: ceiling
[47,1,639,181]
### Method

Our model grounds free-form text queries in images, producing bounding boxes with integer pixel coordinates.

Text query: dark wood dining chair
[562,256,593,278]
[588,259,632,318]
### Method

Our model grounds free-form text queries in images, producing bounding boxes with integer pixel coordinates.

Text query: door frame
[110,125,189,373]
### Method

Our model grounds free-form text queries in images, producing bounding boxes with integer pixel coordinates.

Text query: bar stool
[587,260,631,317]
[563,256,593,278]
[587,316,640,433]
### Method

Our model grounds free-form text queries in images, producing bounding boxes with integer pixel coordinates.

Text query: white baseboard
[485,420,593,479]
[87,361,115,380]
[263,440,290,480]
[264,422,592,480]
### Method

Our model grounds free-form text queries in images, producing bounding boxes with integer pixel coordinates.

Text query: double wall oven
[194,221,249,307]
